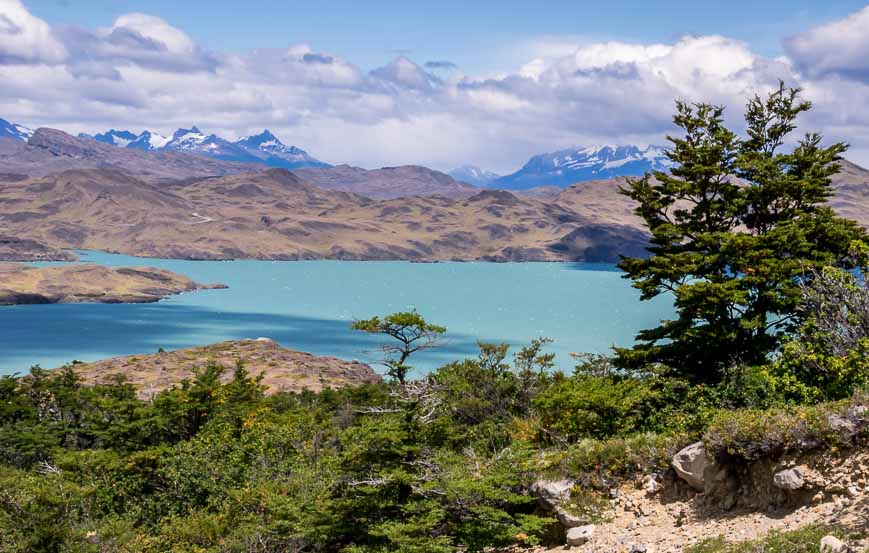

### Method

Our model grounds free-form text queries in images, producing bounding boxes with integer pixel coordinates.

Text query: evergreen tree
[617,83,867,381]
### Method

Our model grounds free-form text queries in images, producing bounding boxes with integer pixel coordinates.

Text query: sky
[2,0,869,172]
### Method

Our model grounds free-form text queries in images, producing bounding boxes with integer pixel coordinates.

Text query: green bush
[703,391,869,460]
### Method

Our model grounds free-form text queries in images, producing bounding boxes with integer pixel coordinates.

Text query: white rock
[672,441,709,490]
[773,467,806,490]
[555,507,583,528]
[820,535,849,553]
[531,479,574,509]
[644,474,663,495]
[566,525,595,546]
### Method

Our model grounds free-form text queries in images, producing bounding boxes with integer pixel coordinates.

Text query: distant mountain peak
[493,144,672,190]
[449,165,501,187]
[0,118,34,141]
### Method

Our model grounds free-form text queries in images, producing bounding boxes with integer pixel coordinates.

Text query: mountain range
[489,145,673,189]
[1,118,867,265]
[81,127,329,169]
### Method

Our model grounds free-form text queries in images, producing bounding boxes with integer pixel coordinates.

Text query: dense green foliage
[618,84,867,381]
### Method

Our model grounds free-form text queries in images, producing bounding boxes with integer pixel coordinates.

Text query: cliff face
[60,339,381,399]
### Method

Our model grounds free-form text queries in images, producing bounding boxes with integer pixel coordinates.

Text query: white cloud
[785,5,869,81]
[0,1,867,171]
[0,0,65,64]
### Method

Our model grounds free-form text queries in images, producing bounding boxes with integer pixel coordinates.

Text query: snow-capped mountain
[127,130,170,150]
[84,126,329,169]
[87,129,139,147]
[448,165,501,187]
[0,118,33,141]
[492,145,673,190]
[235,130,329,169]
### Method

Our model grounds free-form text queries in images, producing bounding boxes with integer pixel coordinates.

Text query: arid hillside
[0,128,866,263]
[0,168,649,262]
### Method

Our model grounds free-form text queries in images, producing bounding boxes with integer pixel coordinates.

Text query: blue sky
[3,1,869,171]
[25,0,869,74]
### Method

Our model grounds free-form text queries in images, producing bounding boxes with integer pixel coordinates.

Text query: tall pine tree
[617,83,867,382]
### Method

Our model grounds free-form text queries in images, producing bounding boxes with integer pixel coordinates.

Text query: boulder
[820,535,850,553]
[555,507,584,528]
[530,479,574,509]
[672,442,709,490]
[566,525,595,546]
[773,467,806,490]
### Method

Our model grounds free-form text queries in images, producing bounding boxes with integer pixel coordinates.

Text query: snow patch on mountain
[448,165,501,187]
[83,126,329,169]
[0,118,33,141]
[492,145,673,189]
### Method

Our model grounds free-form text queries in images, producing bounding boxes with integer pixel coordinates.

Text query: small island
[59,338,381,398]
[0,263,226,305]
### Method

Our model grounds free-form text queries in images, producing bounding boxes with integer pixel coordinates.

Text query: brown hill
[0,129,256,184]
[0,168,648,262]
[830,159,869,227]
[0,263,224,305]
[293,164,479,199]
[60,338,381,399]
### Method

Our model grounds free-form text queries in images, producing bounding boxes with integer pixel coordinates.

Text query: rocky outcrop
[60,338,382,398]
[0,263,225,305]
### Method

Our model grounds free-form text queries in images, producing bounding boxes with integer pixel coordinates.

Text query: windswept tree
[352,310,446,383]
[617,83,867,382]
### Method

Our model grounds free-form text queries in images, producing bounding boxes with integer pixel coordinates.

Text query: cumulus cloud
[785,6,869,81]
[0,0,66,64]
[0,1,867,171]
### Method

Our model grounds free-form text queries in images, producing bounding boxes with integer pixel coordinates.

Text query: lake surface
[0,251,673,377]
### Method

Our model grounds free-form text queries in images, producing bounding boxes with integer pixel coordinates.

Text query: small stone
[820,535,849,553]
[565,525,595,546]
[773,467,806,490]
[644,474,663,495]
[721,494,737,511]
[846,485,860,498]
[628,542,652,553]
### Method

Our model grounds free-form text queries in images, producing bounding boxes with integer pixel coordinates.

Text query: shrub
[686,524,856,553]
[703,391,869,460]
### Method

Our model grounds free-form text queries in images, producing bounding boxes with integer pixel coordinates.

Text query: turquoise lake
[0,251,673,377]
